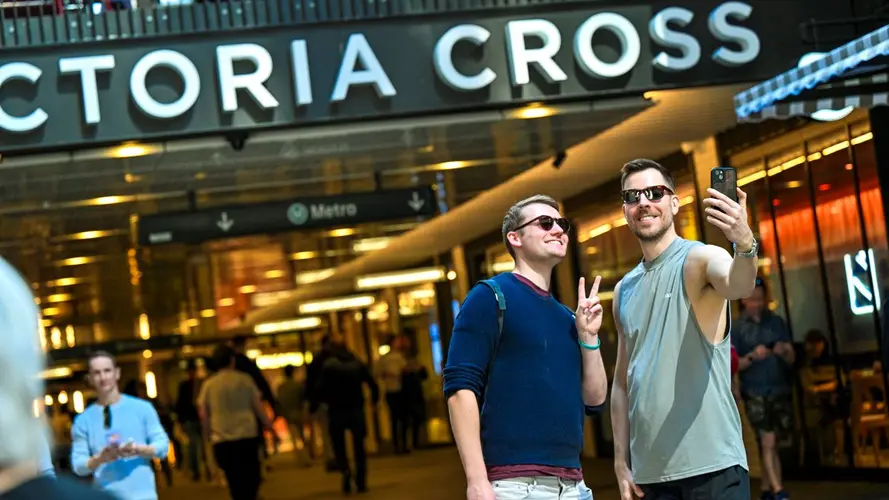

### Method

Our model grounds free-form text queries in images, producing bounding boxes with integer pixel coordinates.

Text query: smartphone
[710,166,738,203]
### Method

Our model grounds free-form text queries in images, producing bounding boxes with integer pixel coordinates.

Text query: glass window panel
[767,145,830,344]
[808,129,878,356]
[740,160,789,322]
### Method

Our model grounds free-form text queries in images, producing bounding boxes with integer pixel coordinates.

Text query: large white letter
[330,34,396,102]
[0,62,47,133]
[433,24,496,91]
[59,55,116,125]
[217,43,279,112]
[506,19,566,86]
[649,7,700,72]
[291,40,313,106]
[573,12,640,78]
[130,50,200,119]
[709,1,760,67]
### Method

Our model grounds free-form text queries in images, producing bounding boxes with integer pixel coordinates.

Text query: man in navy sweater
[444,194,608,500]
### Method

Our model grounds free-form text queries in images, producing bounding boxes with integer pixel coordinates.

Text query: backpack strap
[477,279,506,410]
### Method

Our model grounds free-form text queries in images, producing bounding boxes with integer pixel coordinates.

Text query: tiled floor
[154,447,888,500]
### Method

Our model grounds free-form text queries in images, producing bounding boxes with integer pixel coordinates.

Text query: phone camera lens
[717,171,724,180]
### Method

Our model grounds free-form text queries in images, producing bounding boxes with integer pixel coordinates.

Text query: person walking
[374,335,408,454]
[70,352,170,500]
[444,194,608,500]
[175,360,209,482]
[610,159,755,500]
[198,344,278,500]
[277,364,312,467]
[309,338,379,494]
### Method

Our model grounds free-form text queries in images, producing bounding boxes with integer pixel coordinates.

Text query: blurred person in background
[305,335,337,470]
[176,359,209,481]
[400,333,428,451]
[374,335,408,454]
[0,256,117,499]
[70,352,170,500]
[231,336,278,469]
[199,344,277,500]
[732,279,794,500]
[310,336,379,494]
[277,364,311,467]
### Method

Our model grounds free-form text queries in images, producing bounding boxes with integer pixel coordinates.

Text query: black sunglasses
[621,185,674,204]
[514,215,570,233]
[103,406,111,429]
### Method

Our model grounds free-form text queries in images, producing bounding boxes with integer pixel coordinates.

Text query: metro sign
[843,248,882,316]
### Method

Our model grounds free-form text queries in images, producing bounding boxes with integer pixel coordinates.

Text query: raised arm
[576,276,608,409]
[699,187,758,300]
[442,284,500,497]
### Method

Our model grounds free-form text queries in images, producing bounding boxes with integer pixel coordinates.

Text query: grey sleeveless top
[617,238,747,484]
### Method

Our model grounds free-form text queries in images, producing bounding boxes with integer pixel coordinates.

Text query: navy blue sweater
[443,273,595,469]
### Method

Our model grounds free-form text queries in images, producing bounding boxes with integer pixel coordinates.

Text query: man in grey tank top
[610,159,758,500]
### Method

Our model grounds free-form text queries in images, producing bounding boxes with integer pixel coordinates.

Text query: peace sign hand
[576,276,604,342]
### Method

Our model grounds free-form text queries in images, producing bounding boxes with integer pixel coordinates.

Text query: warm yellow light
[139,313,151,339]
[305,352,314,364]
[355,266,446,290]
[586,224,613,241]
[108,142,160,159]
[39,367,73,379]
[738,170,766,187]
[50,327,63,349]
[264,270,285,279]
[200,309,216,318]
[246,349,261,359]
[851,132,873,145]
[70,230,113,241]
[290,251,318,261]
[514,103,556,119]
[145,372,157,399]
[143,349,153,359]
[254,317,323,335]
[295,269,335,285]
[491,261,515,273]
[57,256,96,267]
[299,294,376,314]
[44,394,53,406]
[87,196,134,206]
[822,141,849,156]
[186,318,199,327]
[46,293,72,303]
[255,352,307,370]
[437,160,467,170]
[42,307,62,317]
[239,285,257,294]
[447,270,457,281]
[328,228,355,237]
[73,391,85,413]
[378,345,391,356]
[352,237,391,253]
[58,391,68,404]
[65,325,75,347]
[786,180,802,189]
[46,277,84,287]
[612,218,628,227]
[218,298,235,307]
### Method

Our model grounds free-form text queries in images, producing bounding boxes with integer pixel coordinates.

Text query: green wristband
[578,336,601,350]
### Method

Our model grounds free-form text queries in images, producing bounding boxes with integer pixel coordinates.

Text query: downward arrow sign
[407,192,425,212]
[217,212,234,232]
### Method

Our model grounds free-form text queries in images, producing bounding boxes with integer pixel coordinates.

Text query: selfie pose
[444,194,607,500]
[610,159,756,500]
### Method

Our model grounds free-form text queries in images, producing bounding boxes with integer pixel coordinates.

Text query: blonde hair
[0,257,49,467]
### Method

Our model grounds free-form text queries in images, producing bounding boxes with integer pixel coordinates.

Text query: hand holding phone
[703,166,754,248]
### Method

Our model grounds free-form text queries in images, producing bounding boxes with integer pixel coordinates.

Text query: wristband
[578,336,601,350]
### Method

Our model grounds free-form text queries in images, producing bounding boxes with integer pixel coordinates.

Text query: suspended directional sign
[137,187,436,246]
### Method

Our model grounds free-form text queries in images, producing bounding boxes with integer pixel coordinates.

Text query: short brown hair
[620,159,675,191]
[88,350,117,369]
[501,194,560,258]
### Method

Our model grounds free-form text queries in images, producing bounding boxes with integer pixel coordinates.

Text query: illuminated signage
[843,248,882,315]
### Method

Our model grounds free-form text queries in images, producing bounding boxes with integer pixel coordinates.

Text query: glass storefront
[732,120,888,470]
